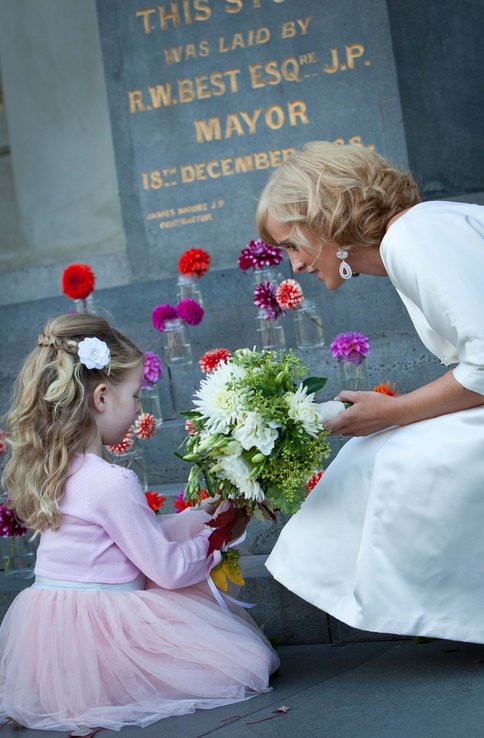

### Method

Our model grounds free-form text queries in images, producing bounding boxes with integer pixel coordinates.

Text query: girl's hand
[325,390,399,437]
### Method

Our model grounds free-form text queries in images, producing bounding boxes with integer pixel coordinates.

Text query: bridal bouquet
[178,349,344,552]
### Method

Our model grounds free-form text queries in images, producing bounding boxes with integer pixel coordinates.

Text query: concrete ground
[3,639,484,738]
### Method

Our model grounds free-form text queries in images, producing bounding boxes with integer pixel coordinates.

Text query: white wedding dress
[266,200,484,642]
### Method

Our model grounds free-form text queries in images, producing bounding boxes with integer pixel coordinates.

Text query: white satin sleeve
[380,202,484,395]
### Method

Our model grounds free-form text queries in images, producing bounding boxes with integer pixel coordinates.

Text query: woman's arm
[326,370,484,437]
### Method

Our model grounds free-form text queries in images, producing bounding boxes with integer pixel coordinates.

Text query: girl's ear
[92,383,108,413]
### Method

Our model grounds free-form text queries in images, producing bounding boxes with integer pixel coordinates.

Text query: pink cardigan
[35,453,220,589]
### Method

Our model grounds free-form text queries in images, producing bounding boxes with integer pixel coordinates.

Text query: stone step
[0,557,400,646]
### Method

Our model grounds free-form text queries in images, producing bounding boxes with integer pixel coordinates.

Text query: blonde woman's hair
[2,314,144,533]
[256,141,421,251]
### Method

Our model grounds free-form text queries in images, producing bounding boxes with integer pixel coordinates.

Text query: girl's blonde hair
[2,314,144,533]
[256,141,421,251]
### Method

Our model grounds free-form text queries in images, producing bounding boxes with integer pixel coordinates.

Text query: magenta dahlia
[176,298,204,326]
[143,351,164,387]
[0,503,28,537]
[254,281,283,320]
[238,239,283,271]
[151,304,178,332]
[330,331,370,364]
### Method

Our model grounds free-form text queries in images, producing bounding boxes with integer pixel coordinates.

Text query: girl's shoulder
[69,453,142,499]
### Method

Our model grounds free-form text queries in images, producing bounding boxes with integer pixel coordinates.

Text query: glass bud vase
[108,447,148,491]
[294,300,325,349]
[338,355,369,391]
[162,318,193,366]
[252,267,280,287]
[176,274,203,308]
[140,385,163,429]
[73,295,113,321]
[257,311,285,350]
[1,534,36,579]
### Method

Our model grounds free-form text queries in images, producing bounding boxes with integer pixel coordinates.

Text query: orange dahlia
[373,381,399,396]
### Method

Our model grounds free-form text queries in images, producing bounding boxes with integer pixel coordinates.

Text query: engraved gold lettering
[288,100,308,125]
[240,108,262,133]
[346,43,364,68]
[136,8,157,34]
[225,113,245,138]
[193,0,211,21]
[224,0,243,12]
[148,83,172,108]
[194,118,222,143]
[265,105,285,130]
[324,48,339,73]
[129,89,145,112]
[219,27,270,53]
[159,3,181,29]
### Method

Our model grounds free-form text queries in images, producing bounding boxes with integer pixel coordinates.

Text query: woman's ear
[91,383,108,413]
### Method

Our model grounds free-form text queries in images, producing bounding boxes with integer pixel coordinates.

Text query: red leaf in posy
[206,508,240,556]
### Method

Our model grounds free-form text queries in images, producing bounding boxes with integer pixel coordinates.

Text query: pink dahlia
[238,239,283,271]
[152,304,178,332]
[133,412,157,440]
[143,351,164,387]
[107,428,134,455]
[0,503,28,537]
[330,331,370,365]
[199,348,232,373]
[176,298,204,326]
[254,281,282,320]
[276,279,304,309]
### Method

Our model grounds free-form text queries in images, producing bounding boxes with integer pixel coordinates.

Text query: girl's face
[98,364,144,446]
[265,214,345,291]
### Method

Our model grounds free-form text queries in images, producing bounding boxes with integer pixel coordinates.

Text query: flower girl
[0,313,278,736]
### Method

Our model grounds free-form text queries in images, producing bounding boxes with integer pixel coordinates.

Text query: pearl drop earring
[336,249,353,280]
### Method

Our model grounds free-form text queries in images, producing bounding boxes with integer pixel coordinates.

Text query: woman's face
[265,214,346,291]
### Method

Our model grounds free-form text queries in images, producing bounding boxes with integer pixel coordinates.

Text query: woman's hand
[324,390,399,437]
[326,371,484,438]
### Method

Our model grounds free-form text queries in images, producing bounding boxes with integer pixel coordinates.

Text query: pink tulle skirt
[0,512,279,732]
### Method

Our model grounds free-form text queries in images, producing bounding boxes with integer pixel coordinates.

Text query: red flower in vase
[199,348,232,373]
[178,248,211,277]
[106,428,134,455]
[276,279,304,309]
[62,263,95,300]
[145,491,166,512]
[133,413,157,440]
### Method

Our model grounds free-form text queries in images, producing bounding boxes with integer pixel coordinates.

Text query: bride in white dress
[256,141,484,643]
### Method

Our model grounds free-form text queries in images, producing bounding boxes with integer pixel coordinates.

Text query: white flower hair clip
[77,337,111,370]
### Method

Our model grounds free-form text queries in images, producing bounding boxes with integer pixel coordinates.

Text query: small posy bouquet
[178,349,344,557]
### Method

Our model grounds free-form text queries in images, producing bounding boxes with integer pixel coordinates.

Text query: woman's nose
[288,252,306,274]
